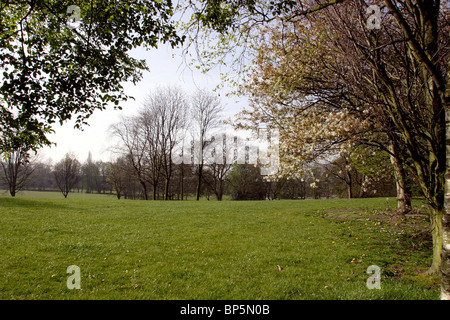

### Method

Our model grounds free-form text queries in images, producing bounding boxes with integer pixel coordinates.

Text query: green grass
[0,194,440,300]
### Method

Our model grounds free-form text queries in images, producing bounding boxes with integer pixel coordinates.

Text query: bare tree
[0,148,35,197]
[143,86,188,200]
[26,158,55,191]
[110,115,149,199]
[173,128,191,200]
[110,86,188,200]
[53,153,82,198]
[138,110,162,200]
[106,158,126,200]
[106,156,140,199]
[190,89,224,200]
[202,133,234,200]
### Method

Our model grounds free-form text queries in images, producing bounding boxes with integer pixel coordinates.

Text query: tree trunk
[140,181,148,200]
[180,162,184,200]
[346,171,353,199]
[395,179,412,214]
[389,141,412,214]
[443,167,450,299]
[164,157,172,200]
[196,164,203,201]
[442,83,450,299]
[217,181,223,201]
[164,178,170,200]
[428,205,444,275]
[152,182,157,200]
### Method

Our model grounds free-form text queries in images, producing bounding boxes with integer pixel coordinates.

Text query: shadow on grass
[0,197,69,210]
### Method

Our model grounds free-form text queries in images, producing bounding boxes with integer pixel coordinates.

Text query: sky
[38,42,249,164]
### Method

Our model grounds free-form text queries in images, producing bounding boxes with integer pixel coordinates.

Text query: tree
[0,119,43,196]
[231,18,375,176]
[172,135,189,200]
[319,0,448,275]
[184,0,449,296]
[143,86,188,200]
[190,89,223,200]
[106,156,139,200]
[53,153,81,198]
[139,109,162,200]
[202,133,234,200]
[233,15,412,210]
[82,152,100,193]
[391,0,450,288]
[106,158,125,199]
[110,86,188,200]
[325,152,362,199]
[0,0,184,154]
[227,164,266,200]
[194,0,448,273]
[264,177,287,200]
[110,115,149,199]
[0,148,35,197]
[349,144,397,198]
[26,158,55,191]
[95,160,111,194]
[444,65,450,299]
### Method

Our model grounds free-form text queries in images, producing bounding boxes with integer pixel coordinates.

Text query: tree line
[1,86,417,201]
[1,146,409,201]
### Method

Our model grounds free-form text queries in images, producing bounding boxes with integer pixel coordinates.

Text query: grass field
[0,191,441,300]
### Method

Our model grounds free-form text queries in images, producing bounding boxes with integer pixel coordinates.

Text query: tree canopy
[0,0,184,153]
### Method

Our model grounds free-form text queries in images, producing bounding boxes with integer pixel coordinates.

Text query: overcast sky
[38,42,248,164]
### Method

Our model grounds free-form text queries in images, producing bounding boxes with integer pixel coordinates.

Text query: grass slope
[0,195,440,299]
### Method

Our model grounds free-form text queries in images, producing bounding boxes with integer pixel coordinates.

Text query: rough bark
[442,73,450,299]
[379,0,446,275]
[389,141,412,214]
[443,164,450,298]
[429,206,444,274]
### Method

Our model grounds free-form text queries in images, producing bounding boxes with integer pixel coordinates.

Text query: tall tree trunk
[429,205,444,275]
[443,146,450,298]
[196,163,203,200]
[164,177,170,200]
[164,156,173,200]
[140,181,148,200]
[180,162,184,201]
[217,180,224,201]
[442,75,450,299]
[389,140,412,214]
[396,180,411,213]
[346,170,353,199]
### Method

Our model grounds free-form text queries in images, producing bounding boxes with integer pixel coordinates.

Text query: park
[0,0,449,301]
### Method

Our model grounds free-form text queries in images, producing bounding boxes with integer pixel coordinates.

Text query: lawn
[0,193,440,300]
